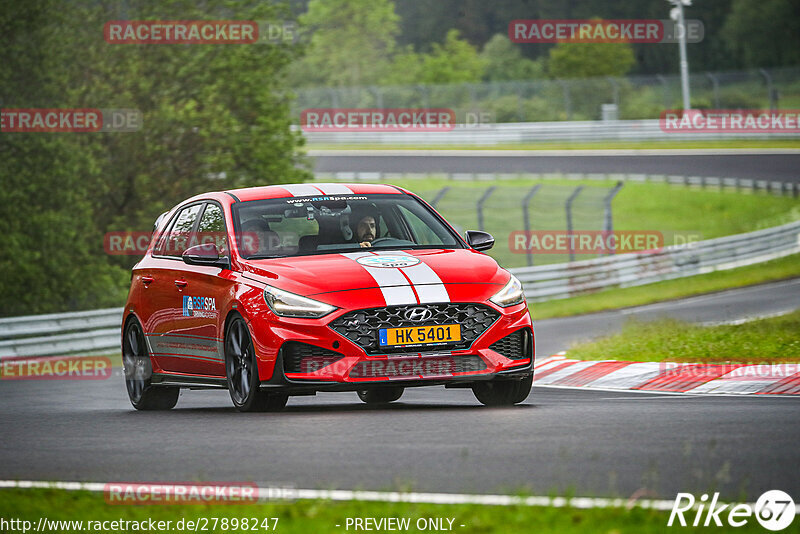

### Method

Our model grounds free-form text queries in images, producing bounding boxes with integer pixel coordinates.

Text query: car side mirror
[182,243,230,269]
[465,230,494,251]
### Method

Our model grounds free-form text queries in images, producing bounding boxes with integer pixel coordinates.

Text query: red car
[122,183,534,411]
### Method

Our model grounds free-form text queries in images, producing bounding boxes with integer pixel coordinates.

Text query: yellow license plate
[379,324,461,347]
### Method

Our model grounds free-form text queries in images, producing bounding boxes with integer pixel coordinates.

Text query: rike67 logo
[669,490,795,531]
[182,296,217,318]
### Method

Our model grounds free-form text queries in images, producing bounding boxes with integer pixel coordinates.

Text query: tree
[721,0,800,68]
[548,40,635,79]
[0,0,310,315]
[288,0,400,87]
[480,34,544,82]
[0,0,128,315]
[415,29,485,84]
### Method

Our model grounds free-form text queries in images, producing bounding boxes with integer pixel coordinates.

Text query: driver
[355,215,376,248]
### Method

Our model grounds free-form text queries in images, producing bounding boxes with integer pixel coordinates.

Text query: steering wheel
[369,237,394,245]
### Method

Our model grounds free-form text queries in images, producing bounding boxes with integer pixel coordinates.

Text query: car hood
[239,248,508,298]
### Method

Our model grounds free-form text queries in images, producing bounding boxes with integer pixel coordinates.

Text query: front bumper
[248,301,533,392]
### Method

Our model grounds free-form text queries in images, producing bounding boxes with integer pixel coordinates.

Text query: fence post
[558,80,572,120]
[522,185,542,267]
[476,186,497,232]
[705,72,720,108]
[607,77,620,109]
[565,185,584,262]
[327,88,341,108]
[417,85,429,109]
[603,181,624,255]
[656,74,670,109]
[431,186,450,208]
[468,83,477,111]
[759,69,777,110]
[370,86,383,109]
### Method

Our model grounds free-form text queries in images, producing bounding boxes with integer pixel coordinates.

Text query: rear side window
[154,204,202,257]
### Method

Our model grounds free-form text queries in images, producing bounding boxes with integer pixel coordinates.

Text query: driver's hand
[359,241,372,248]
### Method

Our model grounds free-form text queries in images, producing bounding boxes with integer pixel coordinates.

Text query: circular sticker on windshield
[356,255,420,268]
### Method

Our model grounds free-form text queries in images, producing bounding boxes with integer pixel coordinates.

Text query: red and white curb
[534,355,800,395]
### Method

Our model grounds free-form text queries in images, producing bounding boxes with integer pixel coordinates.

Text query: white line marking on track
[619,279,800,315]
[0,480,766,512]
[698,308,797,326]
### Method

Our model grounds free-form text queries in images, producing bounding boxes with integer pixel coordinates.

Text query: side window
[159,204,202,257]
[398,206,444,245]
[197,203,228,255]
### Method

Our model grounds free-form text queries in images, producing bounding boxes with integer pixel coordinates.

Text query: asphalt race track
[311,151,800,183]
[534,277,800,356]
[1,279,798,501]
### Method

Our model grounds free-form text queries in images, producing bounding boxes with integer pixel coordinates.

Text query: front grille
[330,303,500,355]
[349,354,486,378]
[282,341,344,373]
[489,328,532,360]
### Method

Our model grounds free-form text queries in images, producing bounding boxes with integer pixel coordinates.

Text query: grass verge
[567,310,800,364]
[385,178,800,269]
[0,488,776,534]
[531,253,800,319]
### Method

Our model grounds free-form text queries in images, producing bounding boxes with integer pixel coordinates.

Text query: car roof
[224,183,407,202]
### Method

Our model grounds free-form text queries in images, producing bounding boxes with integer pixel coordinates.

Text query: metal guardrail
[299,119,800,145]
[1,222,798,360]
[0,309,122,360]
[510,220,800,301]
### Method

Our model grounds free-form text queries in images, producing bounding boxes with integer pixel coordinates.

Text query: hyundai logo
[404,307,433,322]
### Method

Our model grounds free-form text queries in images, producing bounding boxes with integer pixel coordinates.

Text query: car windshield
[232,193,463,259]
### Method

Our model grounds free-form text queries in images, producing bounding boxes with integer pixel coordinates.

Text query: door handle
[174,279,188,289]
[141,276,154,285]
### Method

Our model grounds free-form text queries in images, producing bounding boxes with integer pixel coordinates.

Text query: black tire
[225,316,288,412]
[472,374,532,406]
[122,318,179,410]
[357,387,404,404]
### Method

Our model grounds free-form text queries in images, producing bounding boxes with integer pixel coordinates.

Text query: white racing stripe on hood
[341,251,451,306]
[400,261,450,303]
[314,183,354,195]
[341,251,417,306]
[282,184,323,196]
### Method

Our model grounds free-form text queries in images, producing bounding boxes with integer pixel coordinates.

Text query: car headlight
[263,286,336,318]
[489,275,525,307]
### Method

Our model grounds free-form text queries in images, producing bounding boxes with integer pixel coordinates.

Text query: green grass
[384,178,800,269]
[567,309,800,364]
[307,139,800,151]
[0,488,784,534]
[530,253,800,319]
